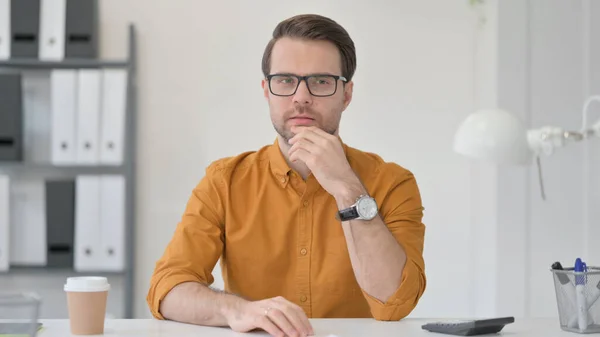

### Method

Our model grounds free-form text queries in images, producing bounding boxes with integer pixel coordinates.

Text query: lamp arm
[581,95,600,132]
[527,122,597,157]
[527,127,568,156]
[593,119,600,137]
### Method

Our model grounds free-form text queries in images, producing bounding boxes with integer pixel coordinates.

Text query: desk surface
[36,318,578,336]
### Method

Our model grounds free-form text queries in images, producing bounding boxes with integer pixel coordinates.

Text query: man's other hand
[225,296,314,337]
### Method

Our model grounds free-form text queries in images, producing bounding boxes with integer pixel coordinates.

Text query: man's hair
[261,14,357,81]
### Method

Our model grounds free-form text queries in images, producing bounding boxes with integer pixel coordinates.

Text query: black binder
[46,180,76,268]
[0,73,23,161]
[65,0,98,58]
[10,0,40,58]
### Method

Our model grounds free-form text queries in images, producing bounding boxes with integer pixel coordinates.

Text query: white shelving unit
[0,24,137,319]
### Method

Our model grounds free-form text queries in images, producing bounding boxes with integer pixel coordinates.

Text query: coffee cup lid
[64,277,110,292]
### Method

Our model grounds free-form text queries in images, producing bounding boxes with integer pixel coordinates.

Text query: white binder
[74,175,101,271]
[100,70,127,165]
[9,178,47,266]
[22,71,52,164]
[0,175,9,271]
[99,175,125,271]
[76,70,101,165]
[39,0,66,60]
[50,70,77,165]
[0,0,9,60]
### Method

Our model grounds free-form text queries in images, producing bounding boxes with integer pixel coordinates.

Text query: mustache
[287,107,317,118]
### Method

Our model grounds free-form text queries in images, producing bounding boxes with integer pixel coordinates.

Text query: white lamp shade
[453,108,532,165]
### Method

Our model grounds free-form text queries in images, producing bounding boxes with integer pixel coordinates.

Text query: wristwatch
[336,195,378,221]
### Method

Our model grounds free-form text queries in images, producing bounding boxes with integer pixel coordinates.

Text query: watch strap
[336,206,360,221]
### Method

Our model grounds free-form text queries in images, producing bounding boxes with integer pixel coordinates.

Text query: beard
[272,106,340,145]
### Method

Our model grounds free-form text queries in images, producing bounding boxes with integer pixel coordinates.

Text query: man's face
[262,37,353,144]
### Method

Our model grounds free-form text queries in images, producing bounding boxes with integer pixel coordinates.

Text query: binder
[10,0,40,58]
[76,69,101,165]
[0,72,23,161]
[39,0,66,60]
[65,0,97,58]
[22,71,51,164]
[0,0,9,60]
[50,70,77,165]
[0,175,9,271]
[74,175,100,271]
[9,178,47,266]
[45,180,75,268]
[100,69,127,165]
[99,175,125,271]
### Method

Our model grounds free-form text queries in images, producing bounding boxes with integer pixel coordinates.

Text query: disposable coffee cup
[64,277,110,335]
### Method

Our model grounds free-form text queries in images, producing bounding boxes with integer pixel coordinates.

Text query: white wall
[97,0,600,319]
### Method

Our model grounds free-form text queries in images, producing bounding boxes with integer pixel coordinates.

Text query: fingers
[288,147,312,165]
[267,308,300,337]
[290,126,330,146]
[285,305,314,336]
[289,138,319,156]
[273,297,314,336]
[255,315,285,337]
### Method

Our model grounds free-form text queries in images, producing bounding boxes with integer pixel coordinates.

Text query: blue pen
[575,258,588,330]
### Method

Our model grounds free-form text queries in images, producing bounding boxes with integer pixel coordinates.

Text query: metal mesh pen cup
[0,292,42,337]
[551,267,600,334]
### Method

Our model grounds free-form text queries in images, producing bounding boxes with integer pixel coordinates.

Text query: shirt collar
[269,138,292,184]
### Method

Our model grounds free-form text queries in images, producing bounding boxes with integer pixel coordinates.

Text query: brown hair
[261,14,357,81]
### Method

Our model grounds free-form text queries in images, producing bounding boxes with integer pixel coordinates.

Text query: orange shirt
[147,139,426,321]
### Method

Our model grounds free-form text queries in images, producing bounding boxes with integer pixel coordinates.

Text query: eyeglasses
[266,74,347,97]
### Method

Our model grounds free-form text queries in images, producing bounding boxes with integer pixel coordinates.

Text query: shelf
[0,162,125,176]
[0,266,127,276]
[0,162,125,170]
[0,59,129,69]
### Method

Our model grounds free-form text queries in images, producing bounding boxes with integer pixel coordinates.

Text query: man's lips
[289,116,315,125]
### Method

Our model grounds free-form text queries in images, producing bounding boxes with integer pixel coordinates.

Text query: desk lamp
[453,96,600,199]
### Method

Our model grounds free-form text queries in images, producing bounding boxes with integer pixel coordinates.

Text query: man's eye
[312,77,331,85]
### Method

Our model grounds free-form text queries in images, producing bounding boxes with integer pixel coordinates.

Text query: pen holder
[0,292,42,337]
[552,267,600,334]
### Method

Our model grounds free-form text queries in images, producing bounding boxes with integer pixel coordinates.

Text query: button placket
[297,191,313,315]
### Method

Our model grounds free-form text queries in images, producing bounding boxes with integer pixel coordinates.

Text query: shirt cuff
[147,273,204,319]
[361,259,425,321]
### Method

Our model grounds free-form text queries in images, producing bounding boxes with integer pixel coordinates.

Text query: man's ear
[342,81,354,110]
[261,79,269,99]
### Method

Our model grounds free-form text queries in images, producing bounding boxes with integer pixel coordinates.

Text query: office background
[1,0,599,320]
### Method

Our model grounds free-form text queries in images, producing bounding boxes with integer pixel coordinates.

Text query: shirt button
[280,176,286,183]
[300,295,307,302]
[300,248,307,256]
[303,200,309,207]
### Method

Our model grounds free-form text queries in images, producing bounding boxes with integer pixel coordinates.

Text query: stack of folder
[0,174,126,272]
[0,69,128,165]
[0,0,98,61]
[0,0,128,274]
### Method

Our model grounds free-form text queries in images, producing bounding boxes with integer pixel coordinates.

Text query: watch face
[357,197,378,220]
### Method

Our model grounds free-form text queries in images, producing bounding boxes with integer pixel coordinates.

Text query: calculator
[421,317,515,336]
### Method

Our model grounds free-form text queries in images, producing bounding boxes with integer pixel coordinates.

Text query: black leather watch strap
[336,206,359,221]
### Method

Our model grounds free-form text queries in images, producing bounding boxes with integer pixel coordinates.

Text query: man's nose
[293,80,313,105]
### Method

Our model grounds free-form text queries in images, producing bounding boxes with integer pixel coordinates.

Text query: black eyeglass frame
[265,73,348,97]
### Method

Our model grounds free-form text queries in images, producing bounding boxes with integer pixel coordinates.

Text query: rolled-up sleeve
[363,165,427,321]
[146,162,227,319]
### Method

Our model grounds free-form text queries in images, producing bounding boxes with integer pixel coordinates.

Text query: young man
[147,14,426,337]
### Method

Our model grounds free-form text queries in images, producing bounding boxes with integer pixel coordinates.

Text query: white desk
[36,318,580,336]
